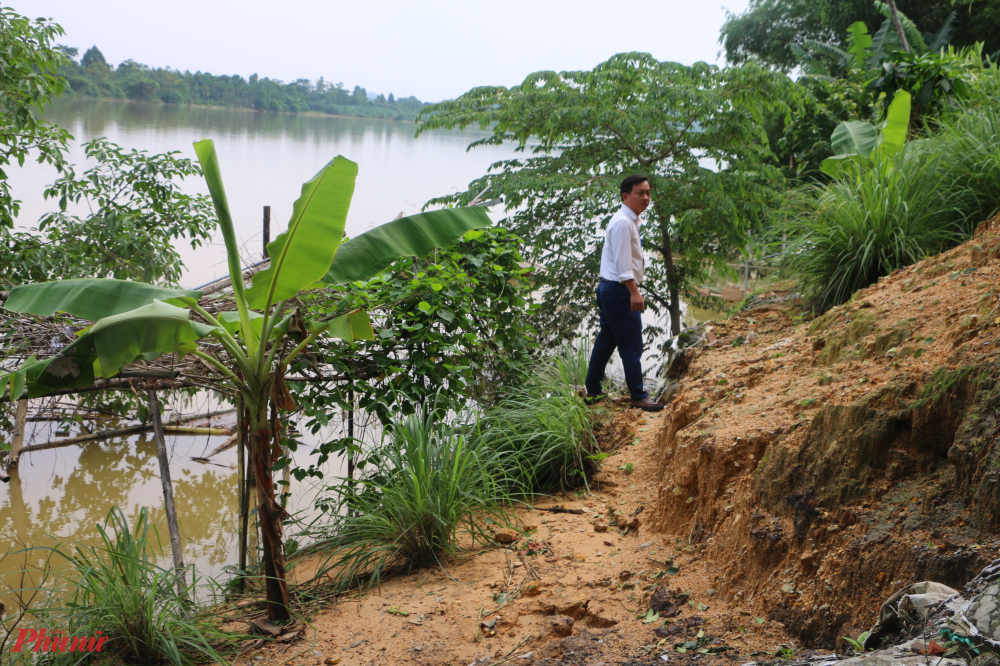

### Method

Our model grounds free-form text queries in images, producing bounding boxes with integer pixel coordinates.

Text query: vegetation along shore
[8,1,1000,665]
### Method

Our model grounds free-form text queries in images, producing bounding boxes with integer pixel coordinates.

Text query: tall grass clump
[476,345,601,493]
[785,150,968,311]
[23,507,237,666]
[937,101,1000,227]
[306,409,507,591]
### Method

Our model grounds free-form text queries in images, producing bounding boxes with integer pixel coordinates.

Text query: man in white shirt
[584,175,664,412]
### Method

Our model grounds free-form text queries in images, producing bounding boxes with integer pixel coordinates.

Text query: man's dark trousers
[585,280,648,400]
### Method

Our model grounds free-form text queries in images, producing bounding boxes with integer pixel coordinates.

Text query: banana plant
[820,90,911,178]
[0,140,491,619]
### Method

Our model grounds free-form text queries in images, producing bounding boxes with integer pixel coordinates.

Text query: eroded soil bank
[234,217,1000,665]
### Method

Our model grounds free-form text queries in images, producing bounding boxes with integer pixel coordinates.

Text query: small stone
[517,652,534,660]
[325,658,341,665]
[604,540,613,546]
[593,520,608,533]
[572,553,586,561]
[800,551,816,563]
[827,524,839,532]
[619,571,633,581]
[545,556,559,563]
[639,541,653,549]
[781,583,796,594]
[313,650,324,657]
[254,657,264,662]
[524,581,542,596]
[350,640,365,648]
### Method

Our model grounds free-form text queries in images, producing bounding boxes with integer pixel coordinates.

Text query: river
[1,99,520,605]
[9,98,516,288]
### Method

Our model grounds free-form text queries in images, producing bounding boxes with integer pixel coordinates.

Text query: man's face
[622,180,651,216]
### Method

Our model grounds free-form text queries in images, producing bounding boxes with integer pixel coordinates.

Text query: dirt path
[236,406,800,666]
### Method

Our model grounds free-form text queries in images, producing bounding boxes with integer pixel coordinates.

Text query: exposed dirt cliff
[651,215,1000,648]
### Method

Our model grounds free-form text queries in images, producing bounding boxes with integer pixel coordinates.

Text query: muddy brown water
[0,391,362,610]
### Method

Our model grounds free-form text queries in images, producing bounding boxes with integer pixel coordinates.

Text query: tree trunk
[654,204,682,336]
[249,398,291,621]
[886,0,911,53]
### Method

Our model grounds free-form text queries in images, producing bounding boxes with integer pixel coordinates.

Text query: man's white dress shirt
[598,205,644,285]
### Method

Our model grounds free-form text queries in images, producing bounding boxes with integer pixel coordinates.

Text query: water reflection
[11,98,517,288]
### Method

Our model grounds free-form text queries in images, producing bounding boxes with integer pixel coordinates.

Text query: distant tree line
[55,46,427,120]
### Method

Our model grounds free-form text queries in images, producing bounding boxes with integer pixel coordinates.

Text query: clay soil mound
[651,214,1000,647]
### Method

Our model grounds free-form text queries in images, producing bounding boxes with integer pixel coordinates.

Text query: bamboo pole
[236,397,247,592]
[9,400,27,465]
[1,409,235,456]
[148,388,189,600]
[263,206,271,259]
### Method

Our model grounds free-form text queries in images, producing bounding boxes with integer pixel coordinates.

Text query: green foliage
[765,76,871,180]
[0,8,72,229]
[1,139,216,287]
[720,0,1000,72]
[933,84,1000,224]
[1,144,491,619]
[475,345,601,493]
[28,507,240,665]
[57,48,426,119]
[785,148,968,310]
[820,90,911,177]
[841,630,870,654]
[418,53,793,339]
[302,408,508,591]
[288,228,536,475]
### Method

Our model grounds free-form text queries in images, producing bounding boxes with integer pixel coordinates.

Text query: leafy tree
[81,45,108,69]
[720,0,1000,71]
[417,53,792,340]
[57,51,429,120]
[0,142,492,620]
[2,138,216,287]
[289,227,536,483]
[0,8,71,229]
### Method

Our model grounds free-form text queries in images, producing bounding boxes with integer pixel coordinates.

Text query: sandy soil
[230,403,803,666]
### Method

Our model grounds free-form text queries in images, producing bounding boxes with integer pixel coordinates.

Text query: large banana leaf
[320,207,492,284]
[24,300,216,397]
[878,90,911,156]
[869,20,900,66]
[927,12,958,53]
[0,356,42,401]
[3,279,202,321]
[193,140,256,351]
[244,156,358,310]
[830,121,878,158]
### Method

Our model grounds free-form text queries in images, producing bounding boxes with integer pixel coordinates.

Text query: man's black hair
[620,175,649,196]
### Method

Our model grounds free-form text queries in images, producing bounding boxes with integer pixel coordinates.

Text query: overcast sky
[24,0,750,102]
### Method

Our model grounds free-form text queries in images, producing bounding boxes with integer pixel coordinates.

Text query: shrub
[305,409,507,591]
[476,345,601,493]
[27,507,237,665]
[785,149,968,310]
[936,102,1000,227]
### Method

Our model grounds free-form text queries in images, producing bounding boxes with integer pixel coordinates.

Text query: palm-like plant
[0,140,491,619]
